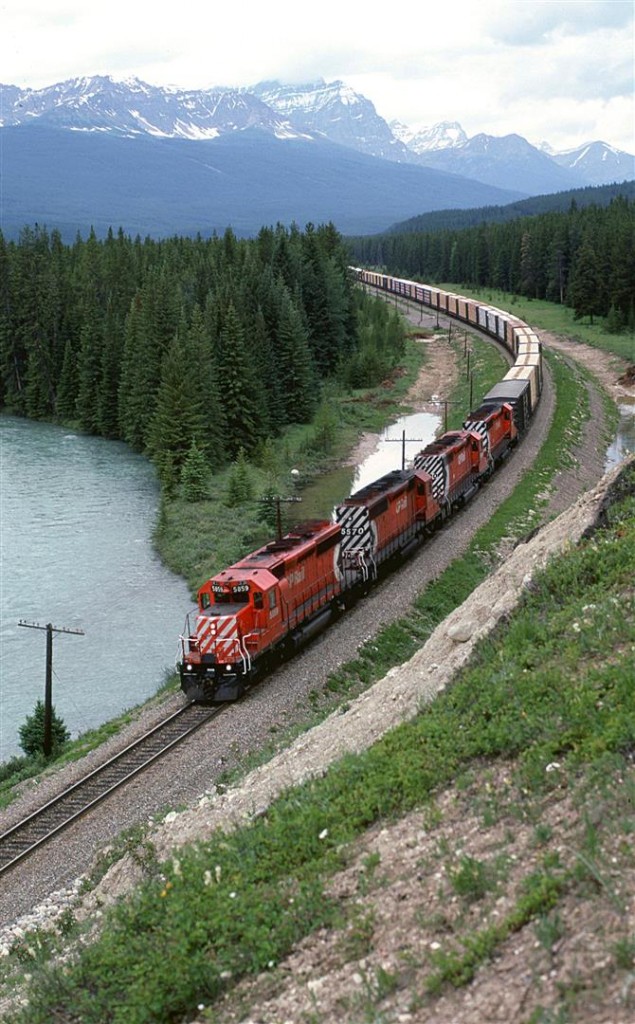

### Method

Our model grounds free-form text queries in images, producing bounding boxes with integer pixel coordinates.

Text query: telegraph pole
[260,496,302,540]
[384,430,425,470]
[17,620,84,756]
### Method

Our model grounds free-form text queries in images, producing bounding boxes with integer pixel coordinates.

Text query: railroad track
[0,702,221,876]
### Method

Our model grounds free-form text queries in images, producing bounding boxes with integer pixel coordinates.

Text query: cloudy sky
[2,0,633,153]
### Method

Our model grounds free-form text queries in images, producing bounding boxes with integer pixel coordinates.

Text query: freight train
[178,270,543,702]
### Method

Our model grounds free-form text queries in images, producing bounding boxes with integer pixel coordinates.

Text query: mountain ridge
[1,75,632,241]
[3,75,632,184]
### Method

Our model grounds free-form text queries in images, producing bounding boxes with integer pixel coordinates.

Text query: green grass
[437,284,635,364]
[8,463,634,1024]
[3,287,629,1018]
[0,673,180,810]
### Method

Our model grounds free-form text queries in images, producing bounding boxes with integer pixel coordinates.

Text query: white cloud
[1,0,633,152]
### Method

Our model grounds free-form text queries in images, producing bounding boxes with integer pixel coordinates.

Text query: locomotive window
[269,591,277,610]
[232,591,249,604]
[213,593,231,605]
[200,591,210,609]
[253,592,263,609]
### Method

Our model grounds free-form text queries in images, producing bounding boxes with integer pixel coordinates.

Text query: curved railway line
[0,703,222,877]
[0,307,521,881]
[0,293,542,883]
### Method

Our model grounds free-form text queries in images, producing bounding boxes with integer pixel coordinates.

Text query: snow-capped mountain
[549,141,635,186]
[251,79,411,161]
[0,75,303,140]
[391,120,468,153]
[1,75,632,190]
[0,75,632,241]
[413,132,586,194]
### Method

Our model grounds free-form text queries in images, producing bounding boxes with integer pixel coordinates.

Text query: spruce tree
[568,240,603,323]
[275,291,317,425]
[19,699,70,758]
[225,448,255,506]
[215,304,262,458]
[181,440,210,501]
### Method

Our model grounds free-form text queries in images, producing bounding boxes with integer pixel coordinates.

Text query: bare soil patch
[2,317,633,1024]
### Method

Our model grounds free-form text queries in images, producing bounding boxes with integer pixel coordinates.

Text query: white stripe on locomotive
[413,453,448,502]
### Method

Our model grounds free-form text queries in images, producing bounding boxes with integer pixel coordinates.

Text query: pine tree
[215,304,262,458]
[568,240,603,323]
[19,699,70,758]
[275,291,317,425]
[225,448,255,506]
[55,339,79,420]
[181,440,210,501]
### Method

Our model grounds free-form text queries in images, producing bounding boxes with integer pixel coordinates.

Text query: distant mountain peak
[1,76,632,191]
[392,120,468,153]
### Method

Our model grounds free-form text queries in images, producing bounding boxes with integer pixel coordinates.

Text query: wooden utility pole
[384,430,425,470]
[261,496,302,541]
[17,620,84,756]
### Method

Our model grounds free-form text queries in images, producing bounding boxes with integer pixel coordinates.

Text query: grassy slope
[6,464,634,1024]
[4,295,633,1021]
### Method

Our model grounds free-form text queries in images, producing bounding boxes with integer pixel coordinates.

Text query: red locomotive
[180,520,342,701]
[178,271,543,702]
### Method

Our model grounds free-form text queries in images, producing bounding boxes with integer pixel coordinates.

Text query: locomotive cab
[179,570,280,702]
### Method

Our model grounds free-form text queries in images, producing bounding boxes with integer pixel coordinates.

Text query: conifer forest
[349,195,635,330]
[0,223,405,489]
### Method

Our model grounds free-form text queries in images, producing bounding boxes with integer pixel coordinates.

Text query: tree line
[0,222,405,490]
[348,195,635,329]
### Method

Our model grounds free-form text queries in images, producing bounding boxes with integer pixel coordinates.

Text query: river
[1,397,632,765]
[0,416,192,763]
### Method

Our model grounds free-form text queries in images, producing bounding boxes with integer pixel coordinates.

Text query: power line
[17,620,85,756]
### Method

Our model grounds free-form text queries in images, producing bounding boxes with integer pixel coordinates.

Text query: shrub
[19,699,70,757]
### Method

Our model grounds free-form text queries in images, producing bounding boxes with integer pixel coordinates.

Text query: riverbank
[4,456,634,1024]
[1,309,633,1023]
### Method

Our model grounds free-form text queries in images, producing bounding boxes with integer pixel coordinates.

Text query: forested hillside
[0,223,404,490]
[349,195,635,329]
[381,181,635,234]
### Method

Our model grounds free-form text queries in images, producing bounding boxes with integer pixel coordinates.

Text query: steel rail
[0,702,221,877]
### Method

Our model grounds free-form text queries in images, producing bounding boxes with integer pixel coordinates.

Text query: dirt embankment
[2,322,633,1024]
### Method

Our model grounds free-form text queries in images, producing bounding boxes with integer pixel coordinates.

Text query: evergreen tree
[568,240,604,323]
[19,699,70,758]
[147,328,210,479]
[225,448,255,506]
[215,304,262,457]
[181,440,211,501]
[55,339,80,420]
[75,306,104,432]
[275,290,318,424]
